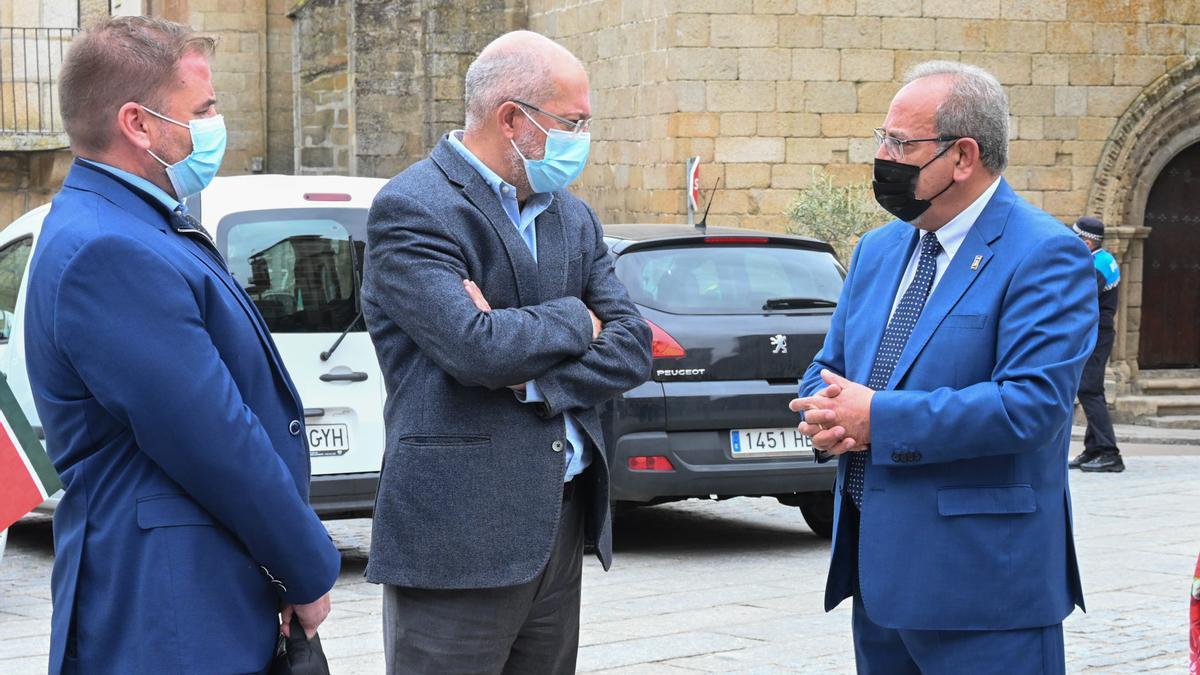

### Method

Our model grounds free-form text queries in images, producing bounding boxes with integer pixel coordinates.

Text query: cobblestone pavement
[2,449,1196,673]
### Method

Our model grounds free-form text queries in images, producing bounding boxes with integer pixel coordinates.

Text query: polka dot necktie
[846,231,942,509]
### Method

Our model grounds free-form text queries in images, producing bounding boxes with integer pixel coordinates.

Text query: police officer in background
[1070,216,1125,473]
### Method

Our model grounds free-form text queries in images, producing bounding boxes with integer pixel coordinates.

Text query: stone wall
[531,0,1200,231]
[291,0,353,174]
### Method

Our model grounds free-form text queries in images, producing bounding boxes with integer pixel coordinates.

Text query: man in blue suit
[24,18,340,674]
[791,61,1095,673]
[362,31,651,674]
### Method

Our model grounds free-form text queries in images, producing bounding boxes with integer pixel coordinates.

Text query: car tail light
[645,319,685,359]
[627,455,675,471]
[303,192,352,202]
[703,236,768,244]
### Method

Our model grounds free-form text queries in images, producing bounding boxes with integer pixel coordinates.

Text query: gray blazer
[362,137,652,589]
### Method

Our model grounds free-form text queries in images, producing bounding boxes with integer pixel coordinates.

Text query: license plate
[307,423,349,457]
[730,427,812,457]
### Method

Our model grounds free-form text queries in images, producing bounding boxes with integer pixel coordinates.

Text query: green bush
[785,170,888,264]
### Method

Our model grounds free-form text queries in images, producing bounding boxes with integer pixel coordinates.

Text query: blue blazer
[801,179,1095,631]
[25,162,340,674]
[362,138,651,589]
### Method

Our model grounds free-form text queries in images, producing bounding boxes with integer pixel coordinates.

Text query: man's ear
[116,102,154,151]
[952,137,982,182]
[496,101,520,141]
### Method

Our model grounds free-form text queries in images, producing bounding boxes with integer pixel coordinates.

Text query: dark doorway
[1140,141,1200,368]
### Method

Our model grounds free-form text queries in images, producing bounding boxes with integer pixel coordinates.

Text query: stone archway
[1085,56,1200,390]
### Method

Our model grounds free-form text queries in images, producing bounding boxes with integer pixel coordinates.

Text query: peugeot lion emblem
[770,334,788,354]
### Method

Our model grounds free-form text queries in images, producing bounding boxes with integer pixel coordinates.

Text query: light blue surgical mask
[511,107,591,194]
[143,106,227,199]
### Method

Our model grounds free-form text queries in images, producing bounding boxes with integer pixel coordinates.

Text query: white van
[0,174,388,518]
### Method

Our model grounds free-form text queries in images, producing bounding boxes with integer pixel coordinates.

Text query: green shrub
[785,170,888,264]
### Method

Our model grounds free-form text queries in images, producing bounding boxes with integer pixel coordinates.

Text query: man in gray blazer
[362,30,652,673]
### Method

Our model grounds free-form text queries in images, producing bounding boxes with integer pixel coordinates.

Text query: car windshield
[218,208,367,333]
[614,245,843,315]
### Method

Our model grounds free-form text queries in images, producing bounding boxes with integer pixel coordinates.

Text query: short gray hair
[904,61,1009,173]
[464,49,559,132]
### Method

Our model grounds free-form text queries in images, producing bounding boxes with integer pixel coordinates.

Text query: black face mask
[872,143,957,222]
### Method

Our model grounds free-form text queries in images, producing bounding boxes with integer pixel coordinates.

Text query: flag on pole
[0,374,60,530]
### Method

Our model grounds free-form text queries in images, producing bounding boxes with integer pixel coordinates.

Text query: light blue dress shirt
[447,131,591,482]
[78,158,181,214]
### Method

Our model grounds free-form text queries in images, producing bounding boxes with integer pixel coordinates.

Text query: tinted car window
[0,237,32,341]
[614,245,842,315]
[219,209,367,333]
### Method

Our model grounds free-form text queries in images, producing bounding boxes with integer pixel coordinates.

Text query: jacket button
[289,420,302,436]
[552,440,564,452]
[891,453,901,462]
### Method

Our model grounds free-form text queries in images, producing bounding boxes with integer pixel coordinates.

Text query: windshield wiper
[762,297,837,311]
[321,235,364,362]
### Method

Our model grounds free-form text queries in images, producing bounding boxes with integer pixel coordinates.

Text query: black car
[600,224,844,537]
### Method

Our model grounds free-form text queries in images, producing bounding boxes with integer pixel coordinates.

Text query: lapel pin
[970,255,982,270]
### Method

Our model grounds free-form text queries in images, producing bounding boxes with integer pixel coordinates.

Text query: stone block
[819,113,880,138]
[1072,166,1097,192]
[739,48,792,81]
[709,188,754,214]
[754,189,800,217]
[1114,56,1166,86]
[1032,54,1070,85]
[1077,116,1117,141]
[776,82,808,111]
[840,49,894,82]
[1061,140,1105,166]
[715,136,785,163]
[796,0,855,15]
[881,18,936,50]
[721,112,760,136]
[724,163,772,188]
[822,16,881,49]
[753,0,796,13]
[1092,23,1146,55]
[970,52,1032,85]
[893,51,962,79]
[1009,139,1059,165]
[1070,55,1113,85]
[778,15,823,47]
[825,163,872,184]
[1008,86,1056,116]
[803,81,858,113]
[1043,117,1077,140]
[848,137,877,163]
[791,49,840,81]
[1045,22,1093,54]
[1145,24,1186,54]
[668,112,721,137]
[670,13,710,47]
[1042,189,1087,217]
[856,0,921,17]
[1027,166,1073,190]
[1054,86,1089,116]
[922,0,1000,19]
[1086,86,1141,117]
[935,18,988,51]
[707,81,776,112]
[857,81,901,113]
[668,47,738,81]
[672,81,708,112]
[757,112,822,136]
[1000,0,1067,20]
[786,138,847,164]
[1067,1,1165,22]
[711,15,778,48]
[667,0,753,13]
[985,20,1046,52]
[1016,115,1044,140]
[772,163,820,189]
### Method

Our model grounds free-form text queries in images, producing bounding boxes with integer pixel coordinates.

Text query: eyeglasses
[873,128,962,162]
[511,99,591,136]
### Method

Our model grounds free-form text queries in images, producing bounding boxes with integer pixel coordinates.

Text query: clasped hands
[789,369,875,455]
[463,279,602,394]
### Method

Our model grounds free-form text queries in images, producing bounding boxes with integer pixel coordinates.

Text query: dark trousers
[382,487,584,675]
[838,500,1066,675]
[1078,328,1118,453]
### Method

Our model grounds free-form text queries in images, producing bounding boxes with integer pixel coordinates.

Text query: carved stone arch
[1084,57,1200,388]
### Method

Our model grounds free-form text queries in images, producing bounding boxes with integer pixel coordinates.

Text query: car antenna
[695,176,720,234]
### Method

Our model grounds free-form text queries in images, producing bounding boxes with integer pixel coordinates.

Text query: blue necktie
[846,231,942,508]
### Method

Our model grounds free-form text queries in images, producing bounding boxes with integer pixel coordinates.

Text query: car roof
[193,174,387,233]
[602,223,834,254]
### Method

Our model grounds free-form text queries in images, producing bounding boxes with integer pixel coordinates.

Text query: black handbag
[270,614,331,675]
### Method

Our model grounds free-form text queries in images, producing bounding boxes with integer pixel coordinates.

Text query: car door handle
[303,408,326,418]
[320,371,368,382]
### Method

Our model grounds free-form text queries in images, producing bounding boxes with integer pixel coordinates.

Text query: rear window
[614,245,843,315]
[218,208,367,333]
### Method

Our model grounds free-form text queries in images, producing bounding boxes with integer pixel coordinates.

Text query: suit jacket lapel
[534,200,567,299]
[885,179,1014,389]
[432,139,540,306]
[855,226,917,383]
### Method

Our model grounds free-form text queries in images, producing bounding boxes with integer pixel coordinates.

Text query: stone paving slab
[1,448,1196,673]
